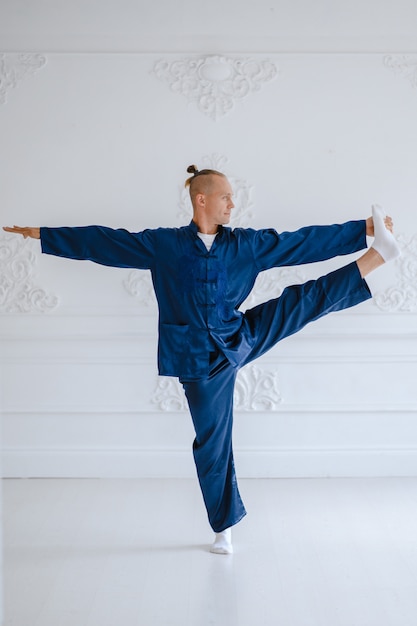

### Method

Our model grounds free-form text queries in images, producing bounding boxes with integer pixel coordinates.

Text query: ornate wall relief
[384,55,417,89]
[0,53,47,105]
[374,233,417,312]
[125,153,306,307]
[153,55,278,120]
[123,272,156,306]
[177,153,254,227]
[151,364,282,412]
[125,153,255,302]
[234,364,282,411]
[0,235,58,313]
[241,266,307,310]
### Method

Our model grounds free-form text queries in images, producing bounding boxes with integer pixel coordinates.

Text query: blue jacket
[40,219,367,379]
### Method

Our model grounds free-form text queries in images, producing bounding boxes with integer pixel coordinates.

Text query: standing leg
[181,353,246,550]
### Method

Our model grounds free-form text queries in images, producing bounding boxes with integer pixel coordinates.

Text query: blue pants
[181,262,372,532]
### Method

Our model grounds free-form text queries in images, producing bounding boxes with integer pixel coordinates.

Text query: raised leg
[241,261,372,366]
[357,205,401,277]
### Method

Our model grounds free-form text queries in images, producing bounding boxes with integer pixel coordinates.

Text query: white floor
[3,477,417,626]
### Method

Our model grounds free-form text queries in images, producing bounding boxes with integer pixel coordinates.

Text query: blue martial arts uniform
[40,219,372,532]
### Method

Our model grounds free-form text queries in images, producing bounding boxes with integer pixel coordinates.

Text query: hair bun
[187,164,199,175]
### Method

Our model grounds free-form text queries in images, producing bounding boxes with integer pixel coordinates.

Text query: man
[3,164,400,554]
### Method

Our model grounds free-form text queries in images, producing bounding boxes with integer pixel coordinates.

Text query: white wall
[1,1,417,479]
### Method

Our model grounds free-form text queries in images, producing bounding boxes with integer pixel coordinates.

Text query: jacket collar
[188,220,225,238]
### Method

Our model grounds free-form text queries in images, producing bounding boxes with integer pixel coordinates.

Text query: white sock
[371,204,401,262]
[210,528,233,554]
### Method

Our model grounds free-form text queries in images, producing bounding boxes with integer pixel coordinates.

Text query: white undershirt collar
[197,231,217,251]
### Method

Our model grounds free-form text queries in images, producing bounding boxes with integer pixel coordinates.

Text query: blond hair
[185,164,225,206]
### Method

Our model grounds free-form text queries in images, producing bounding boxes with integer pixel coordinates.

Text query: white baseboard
[3,447,417,478]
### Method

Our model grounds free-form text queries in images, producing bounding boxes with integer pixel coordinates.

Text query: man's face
[202,176,235,226]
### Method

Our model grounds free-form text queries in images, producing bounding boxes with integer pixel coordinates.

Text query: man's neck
[192,219,219,235]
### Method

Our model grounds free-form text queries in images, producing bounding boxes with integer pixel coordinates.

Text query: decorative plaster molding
[178,153,254,227]
[126,153,255,304]
[384,55,417,89]
[126,153,304,308]
[374,233,417,312]
[0,53,47,105]
[235,364,282,411]
[0,235,58,313]
[123,272,156,306]
[153,55,277,120]
[151,365,282,412]
[151,377,188,412]
[241,266,307,310]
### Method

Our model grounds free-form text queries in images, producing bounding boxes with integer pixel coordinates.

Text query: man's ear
[195,193,205,208]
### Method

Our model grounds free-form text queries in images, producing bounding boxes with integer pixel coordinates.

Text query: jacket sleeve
[40,226,156,270]
[251,220,367,271]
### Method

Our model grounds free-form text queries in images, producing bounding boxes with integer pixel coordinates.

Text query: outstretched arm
[252,214,394,271]
[252,220,367,270]
[3,226,40,239]
[3,224,156,270]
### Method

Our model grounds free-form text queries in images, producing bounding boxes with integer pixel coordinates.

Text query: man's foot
[371,204,401,262]
[210,528,233,554]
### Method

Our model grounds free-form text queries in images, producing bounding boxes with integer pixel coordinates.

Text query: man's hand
[2,226,41,239]
[366,215,393,237]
